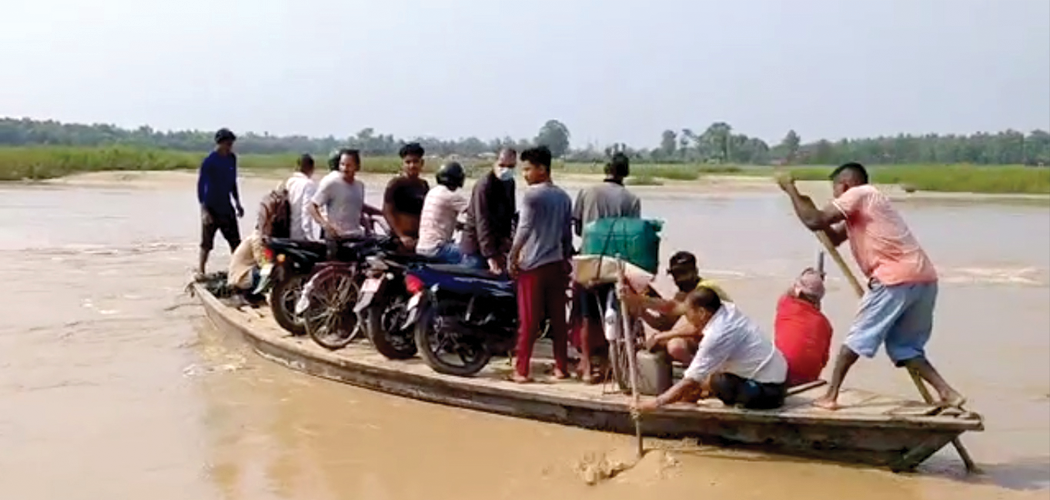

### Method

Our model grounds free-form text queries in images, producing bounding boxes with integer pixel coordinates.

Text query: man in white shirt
[628,286,789,411]
[416,162,469,263]
[285,154,319,240]
[308,149,382,238]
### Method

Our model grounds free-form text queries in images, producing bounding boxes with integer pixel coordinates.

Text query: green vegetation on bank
[1,146,1047,195]
[784,164,1050,195]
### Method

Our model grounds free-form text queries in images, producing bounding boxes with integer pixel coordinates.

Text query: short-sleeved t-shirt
[417,185,470,255]
[684,303,787,385]
[384,176,430,218]
[572,180,641,233]
[312,171,366,236]
[831,184,937,286]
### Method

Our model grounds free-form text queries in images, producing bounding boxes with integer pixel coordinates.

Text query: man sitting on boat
[227,231,269,305]
[627,286,789,411]
[775,267,833,387]
[416,162,469,263]
[631,251,731,366]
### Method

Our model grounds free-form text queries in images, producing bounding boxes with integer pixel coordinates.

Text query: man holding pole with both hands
[774,162,965,411]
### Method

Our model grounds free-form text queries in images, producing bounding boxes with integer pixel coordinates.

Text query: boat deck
[194,284,983,470]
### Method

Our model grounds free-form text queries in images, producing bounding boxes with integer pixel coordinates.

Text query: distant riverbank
[2,146,1048,196]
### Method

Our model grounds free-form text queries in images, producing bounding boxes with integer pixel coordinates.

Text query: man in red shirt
[774,268,833,387]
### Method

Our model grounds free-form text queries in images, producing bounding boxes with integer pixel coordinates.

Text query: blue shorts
[845,280,938,365]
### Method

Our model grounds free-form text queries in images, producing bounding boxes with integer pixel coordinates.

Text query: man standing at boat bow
[777,162,965,410]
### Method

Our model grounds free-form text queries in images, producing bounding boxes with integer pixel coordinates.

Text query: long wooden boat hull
[193,284,983,471]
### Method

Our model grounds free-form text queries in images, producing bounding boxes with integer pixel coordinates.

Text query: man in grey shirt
[572,152,641,236]
[508,145,574,383]
[308,149,382,238]
[571,152,641,382]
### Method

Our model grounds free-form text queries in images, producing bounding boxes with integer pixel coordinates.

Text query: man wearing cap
[774,268,833,387]
[627,251,731,365]
[197,128,244,277]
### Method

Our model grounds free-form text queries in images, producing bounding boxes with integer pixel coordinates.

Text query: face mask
[496,167,514,181]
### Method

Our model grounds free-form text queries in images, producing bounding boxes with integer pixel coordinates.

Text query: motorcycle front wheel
[303,267,362,350]
[364,295,418,360]
[270,273,307,336]
[413,304,491,377]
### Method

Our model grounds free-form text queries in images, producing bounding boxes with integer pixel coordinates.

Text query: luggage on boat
[580,218,662,274]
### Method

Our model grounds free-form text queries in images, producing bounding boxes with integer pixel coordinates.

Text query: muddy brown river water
[0,173,1047,500]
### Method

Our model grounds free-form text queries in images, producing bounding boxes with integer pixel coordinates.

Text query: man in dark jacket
[460,148,517,274]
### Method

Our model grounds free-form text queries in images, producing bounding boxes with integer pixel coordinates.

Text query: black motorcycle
[401,264,518,376]
[262,237,329,336]
[353,251,443,360]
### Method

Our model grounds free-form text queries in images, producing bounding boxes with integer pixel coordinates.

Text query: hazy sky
[2,0,1048,147]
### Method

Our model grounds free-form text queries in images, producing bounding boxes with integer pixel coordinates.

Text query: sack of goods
[579,217,663,274]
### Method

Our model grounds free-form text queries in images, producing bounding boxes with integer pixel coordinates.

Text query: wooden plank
[198,285,983,433]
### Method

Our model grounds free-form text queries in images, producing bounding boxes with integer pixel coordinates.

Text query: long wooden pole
[616,256,644,458]
[796,197,977,473]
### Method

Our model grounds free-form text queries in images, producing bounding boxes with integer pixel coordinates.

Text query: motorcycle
[260,237,329,336]
[401,264,518,377]
[353,251,442,360]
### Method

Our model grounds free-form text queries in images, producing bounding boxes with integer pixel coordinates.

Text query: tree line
[1,117,1047,166]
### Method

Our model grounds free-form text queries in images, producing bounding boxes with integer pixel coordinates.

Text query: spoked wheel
[605,305,645,394]
[304,267,362,350]
[414,305,491,377]
[364,295,418,360]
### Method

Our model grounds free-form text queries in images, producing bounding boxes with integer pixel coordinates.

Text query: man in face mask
[626,251,733,365]
[459,148,518,273]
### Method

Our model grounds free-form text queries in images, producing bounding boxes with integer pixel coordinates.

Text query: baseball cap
[667,251,697,275]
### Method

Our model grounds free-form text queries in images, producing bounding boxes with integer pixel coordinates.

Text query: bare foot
[553,369,570,380]
[813,396,841,411]
[511,374,533,384]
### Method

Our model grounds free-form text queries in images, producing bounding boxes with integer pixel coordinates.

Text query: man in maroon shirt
[774,268,833,387]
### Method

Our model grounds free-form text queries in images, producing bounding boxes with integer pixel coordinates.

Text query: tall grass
[785,164,1050,195]
[1,146,1046,194]
[0,147,441,181]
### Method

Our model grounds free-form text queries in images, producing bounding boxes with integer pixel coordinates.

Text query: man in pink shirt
[778,162,964,410]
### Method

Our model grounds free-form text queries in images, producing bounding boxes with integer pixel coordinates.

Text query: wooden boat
[193,284,983,471]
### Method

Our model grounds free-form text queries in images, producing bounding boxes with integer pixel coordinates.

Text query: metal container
[634,350,673,396]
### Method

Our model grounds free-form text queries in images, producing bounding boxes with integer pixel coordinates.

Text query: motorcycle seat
[425,264,507,281]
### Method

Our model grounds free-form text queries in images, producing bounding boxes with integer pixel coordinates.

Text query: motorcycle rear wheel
[414,305,491,377]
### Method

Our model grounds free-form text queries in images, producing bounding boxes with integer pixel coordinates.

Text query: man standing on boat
[571,152,642,383]
[508,146,574,383]
[384,142,430,251]
[777,162,965,410]
[774,267,833,387]
[627,286,788,411]
[629,252,732,366]
[197,128,244,278]
[285,154,319,241]
[308,150,382,238]
[460,148,518,273]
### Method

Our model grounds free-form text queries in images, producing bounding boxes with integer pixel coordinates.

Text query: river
[0,173,1047,500]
